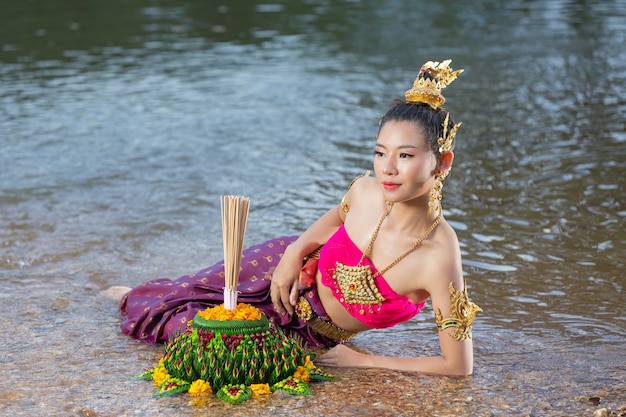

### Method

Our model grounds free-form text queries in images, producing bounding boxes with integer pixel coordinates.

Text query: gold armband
[340,194,350,214]
[435,282,482,341]
[340,171,370,214]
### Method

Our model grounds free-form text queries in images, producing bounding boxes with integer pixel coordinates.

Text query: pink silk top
[319,225,426,328]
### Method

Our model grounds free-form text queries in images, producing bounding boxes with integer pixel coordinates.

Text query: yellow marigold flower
[188,379,212,397]
[293,366,310,382]
[304,355,315,369]
[152,367,170,387]
[197,303,262,321]
[250,383,271,396]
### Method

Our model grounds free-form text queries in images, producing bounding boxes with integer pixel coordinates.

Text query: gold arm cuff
[340,171,371,214]
[434,282,482,341]
[340,194,350,214]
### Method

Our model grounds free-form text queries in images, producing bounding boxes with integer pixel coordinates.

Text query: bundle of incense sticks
[220,195,250,310]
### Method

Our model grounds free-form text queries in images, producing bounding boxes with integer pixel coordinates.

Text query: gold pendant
[333,262,385,305]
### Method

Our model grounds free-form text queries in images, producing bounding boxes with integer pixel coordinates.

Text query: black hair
[378,100,456,155]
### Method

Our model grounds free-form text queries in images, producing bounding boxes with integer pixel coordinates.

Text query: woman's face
[374,120,438,204]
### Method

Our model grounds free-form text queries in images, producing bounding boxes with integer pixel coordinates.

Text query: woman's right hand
[270,204,346,316]
[270,245,303,316]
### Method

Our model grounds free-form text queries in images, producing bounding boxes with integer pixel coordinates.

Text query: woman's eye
[399,153,414,158]
[375,150,384,157]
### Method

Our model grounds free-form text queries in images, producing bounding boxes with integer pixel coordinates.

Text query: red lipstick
[382,181,400,190]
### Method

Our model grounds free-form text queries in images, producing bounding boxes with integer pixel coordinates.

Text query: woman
[111,59,481,377]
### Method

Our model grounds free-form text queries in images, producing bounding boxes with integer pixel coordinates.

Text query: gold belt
[295,296,360,341]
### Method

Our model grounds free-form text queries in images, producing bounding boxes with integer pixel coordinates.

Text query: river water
[1,1,624,416]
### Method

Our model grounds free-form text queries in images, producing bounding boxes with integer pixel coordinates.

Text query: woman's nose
[383,161,397,175]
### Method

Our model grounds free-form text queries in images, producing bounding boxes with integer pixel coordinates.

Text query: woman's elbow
[458,362,473,376]
[446,358,473,376]
[450,345,474,376]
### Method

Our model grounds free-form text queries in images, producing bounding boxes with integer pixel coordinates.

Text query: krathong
[133,303,333,404]
[133,196,332,404]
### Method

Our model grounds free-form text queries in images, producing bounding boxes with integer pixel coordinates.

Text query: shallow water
[1,0,625,416]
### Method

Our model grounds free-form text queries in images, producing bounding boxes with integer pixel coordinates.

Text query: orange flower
[293,366,310,383]
[197,303,262,321]
[152,367,170,387]
[250,383,271,396]
[188,379,212,397]
[304,355,315,369]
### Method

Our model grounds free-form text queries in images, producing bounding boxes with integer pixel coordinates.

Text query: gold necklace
[334,202,443,307]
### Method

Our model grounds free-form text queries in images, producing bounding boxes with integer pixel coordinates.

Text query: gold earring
[429,170,448,213]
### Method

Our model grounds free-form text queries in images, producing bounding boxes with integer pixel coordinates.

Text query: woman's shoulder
[347,173,380,200]
[437,218,461,250]
[341,173,382,213]
[420,218,464,291]
[344,171,375,190]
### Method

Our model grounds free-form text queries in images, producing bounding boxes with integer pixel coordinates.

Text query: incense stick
[220,195,250,310]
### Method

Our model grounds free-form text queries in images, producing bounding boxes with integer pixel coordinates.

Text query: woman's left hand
[315,344,365,368]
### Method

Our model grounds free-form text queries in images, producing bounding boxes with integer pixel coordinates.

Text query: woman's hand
[270,246,302,316]
[270,205,345,316]
[315,344,365,368]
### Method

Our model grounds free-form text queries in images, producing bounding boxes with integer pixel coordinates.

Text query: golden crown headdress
[404,59,463,110]
[405,59,463,154]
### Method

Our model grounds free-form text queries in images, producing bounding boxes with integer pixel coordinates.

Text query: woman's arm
[270,205,345,315]
[316,226,479,377]
[315,334,473,376]
[315,279,478,376]
[315,281,475,376]
[271,173,372,315]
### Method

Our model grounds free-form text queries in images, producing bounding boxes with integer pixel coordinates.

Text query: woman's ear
[438,151,454,173]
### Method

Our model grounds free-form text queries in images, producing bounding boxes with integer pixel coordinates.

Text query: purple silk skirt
[119,236,336,348]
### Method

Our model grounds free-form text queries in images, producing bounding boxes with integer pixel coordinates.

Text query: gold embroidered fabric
[435,282,482,341]
[334,262,385,305]
[295,297,360,341]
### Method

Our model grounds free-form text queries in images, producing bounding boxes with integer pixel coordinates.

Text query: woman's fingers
[289,280,299,308]
[270,249,302,316]
[270,276,295,315]
[270,284,284,314]
[316,346,339,366]
[316,345,360,368]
